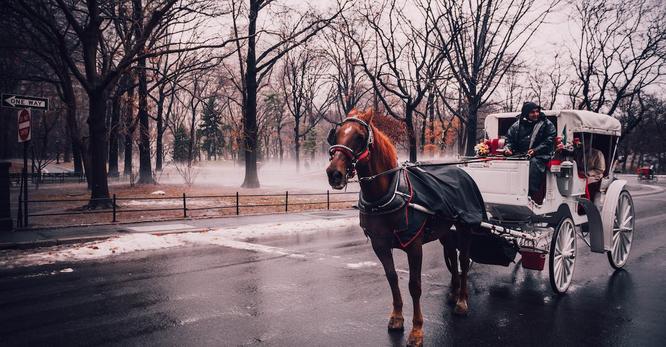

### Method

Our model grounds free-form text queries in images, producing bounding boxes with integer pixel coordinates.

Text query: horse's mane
[349,109,398,169]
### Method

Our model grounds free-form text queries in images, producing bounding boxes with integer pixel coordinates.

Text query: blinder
[326,127,337,146]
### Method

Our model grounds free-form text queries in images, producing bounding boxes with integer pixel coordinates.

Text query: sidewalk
[0,209,358,250]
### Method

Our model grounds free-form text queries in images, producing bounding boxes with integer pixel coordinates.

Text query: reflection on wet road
[1,189,665,346]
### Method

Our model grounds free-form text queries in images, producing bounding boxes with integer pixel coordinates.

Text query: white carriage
[460,110,635,294]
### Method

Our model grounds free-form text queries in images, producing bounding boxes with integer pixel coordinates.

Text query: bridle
[327,117,374,179]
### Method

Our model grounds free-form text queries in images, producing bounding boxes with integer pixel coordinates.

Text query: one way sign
[2,94,49,110]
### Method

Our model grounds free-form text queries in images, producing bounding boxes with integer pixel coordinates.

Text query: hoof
[453,299,469,316]
[407,329,424,347]
[388,316,405,331]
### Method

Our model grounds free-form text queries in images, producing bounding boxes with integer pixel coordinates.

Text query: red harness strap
[329,146,371,179]
[356,149,371,162]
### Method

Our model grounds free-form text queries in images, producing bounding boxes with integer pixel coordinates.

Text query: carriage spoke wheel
[607,190,634,269]
[549,217,577,294]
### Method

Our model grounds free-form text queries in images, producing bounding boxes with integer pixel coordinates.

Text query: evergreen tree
[198,96,225,160]
[172,125,191,163]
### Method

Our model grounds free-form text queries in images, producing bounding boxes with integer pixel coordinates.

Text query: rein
[357,156,528,183]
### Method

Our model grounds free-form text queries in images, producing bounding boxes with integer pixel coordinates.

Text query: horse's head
[326,109,375,189]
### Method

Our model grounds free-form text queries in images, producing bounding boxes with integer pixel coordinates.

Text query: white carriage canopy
[484,110,622,140]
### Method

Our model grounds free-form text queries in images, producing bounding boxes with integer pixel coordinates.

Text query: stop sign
[17,108,31,142]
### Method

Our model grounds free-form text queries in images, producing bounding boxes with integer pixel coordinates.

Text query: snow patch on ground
[0,218,358,269]
[346,261,378,269]
[213,217,357,240]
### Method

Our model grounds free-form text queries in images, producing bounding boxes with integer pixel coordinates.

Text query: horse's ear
[364,108,375,124]
[327,127,336,145]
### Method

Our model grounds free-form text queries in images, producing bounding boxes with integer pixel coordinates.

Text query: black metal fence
[18,190,359,228]
[9,172,87,185]
[9,172,137,186]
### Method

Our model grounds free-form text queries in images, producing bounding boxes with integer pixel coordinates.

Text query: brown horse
[326,109,476,347]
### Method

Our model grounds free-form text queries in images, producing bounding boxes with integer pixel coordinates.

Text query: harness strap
[329,145,356,160]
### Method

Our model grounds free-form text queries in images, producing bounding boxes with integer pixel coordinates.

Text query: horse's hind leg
[405,238,424,347]
[440,230,460,305]
[370,237,404,331]
[454,226,473,316]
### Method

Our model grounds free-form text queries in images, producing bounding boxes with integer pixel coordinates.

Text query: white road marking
[346,261,378,269]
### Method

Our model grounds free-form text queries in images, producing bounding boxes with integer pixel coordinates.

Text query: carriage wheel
[549,217,577,294]
[607,190,635,269]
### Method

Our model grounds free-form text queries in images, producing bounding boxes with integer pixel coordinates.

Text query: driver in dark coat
[503,102,557,204]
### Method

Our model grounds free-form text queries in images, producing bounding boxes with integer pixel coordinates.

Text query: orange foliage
[372,113,408,150]
[423,144,438,158]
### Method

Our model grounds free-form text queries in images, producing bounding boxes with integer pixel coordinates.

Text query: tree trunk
[87,89,112,208]
[63,140,71,163]
[466,103,479,156]
[137,54,154,184]
[123,86,135,176]
[73,141,84,176]
[155,93,165,171]
[294,120,300,171]
[188,108,197,165]
[241,0,260,188]
[58,71,84,175]
[405,107,417,162]
[420,115,426,154]
[108,91,121,177]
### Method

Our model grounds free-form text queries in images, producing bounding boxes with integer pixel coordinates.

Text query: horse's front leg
[405,238,424,347]
[370,237,404,331]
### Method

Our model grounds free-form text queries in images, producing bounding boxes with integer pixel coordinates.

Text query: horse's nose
[326,167,345,188]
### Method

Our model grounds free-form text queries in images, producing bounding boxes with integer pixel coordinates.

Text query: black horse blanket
[358,164,487,248]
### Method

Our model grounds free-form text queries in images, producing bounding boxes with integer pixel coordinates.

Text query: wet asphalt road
[1,185,666,346]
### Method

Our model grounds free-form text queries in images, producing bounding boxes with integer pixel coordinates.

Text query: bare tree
[230,0,349,188]
[281,47,334,169]
[568,0,666,118]
[321,19,373,116]
[1,1,88,176]
[500,65,526,112]
[262,92,288,162]
[432,0,560,155]
[345,0,446,162]
[527,59,566,110]
[10,0,237,207]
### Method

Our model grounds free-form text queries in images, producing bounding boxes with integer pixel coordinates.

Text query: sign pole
[17,108,32,228]
[23,141,28,227]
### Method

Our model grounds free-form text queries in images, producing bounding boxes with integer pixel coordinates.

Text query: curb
[12,208,355,232]
[0,227,210,251]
